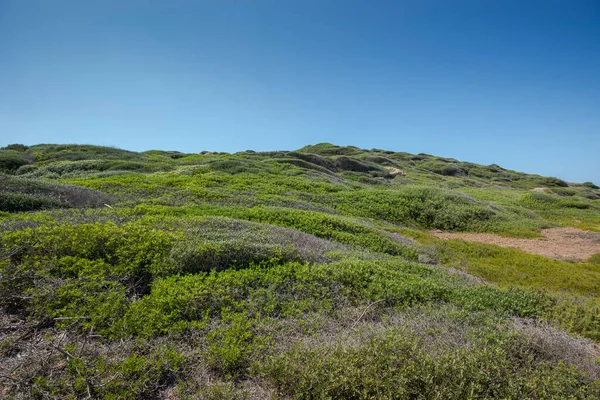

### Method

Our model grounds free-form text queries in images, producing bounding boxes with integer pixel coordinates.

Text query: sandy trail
[431,227,600,260]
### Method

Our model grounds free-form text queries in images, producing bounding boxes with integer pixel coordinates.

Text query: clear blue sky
[1,0,599,183]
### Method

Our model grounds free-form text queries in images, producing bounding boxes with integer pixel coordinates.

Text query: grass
[1,142,600,398]
[436,239,600,297]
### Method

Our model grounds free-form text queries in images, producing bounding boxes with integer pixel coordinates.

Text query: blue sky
[1,0,599,183]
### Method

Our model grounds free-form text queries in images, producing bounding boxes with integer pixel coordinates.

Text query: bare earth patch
[431,227,600,260]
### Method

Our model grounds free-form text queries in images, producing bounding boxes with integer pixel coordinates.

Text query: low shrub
[0,150,32,172]
[0,174,112,212]
[298,143,363,156]
[583,181,599,189]
[334,187,494,231]
[519,192,590,209]
[0,193,64,212]
[333,156,383,173]
[4,143,600,397]
[27,343,183,399]
[259,327,599,399]
[2,143,28,152]
[540,177,570,188]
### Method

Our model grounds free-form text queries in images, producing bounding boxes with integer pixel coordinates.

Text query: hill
[1,143,599,398]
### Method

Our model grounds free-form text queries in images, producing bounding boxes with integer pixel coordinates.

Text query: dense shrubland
[1,143,599,398]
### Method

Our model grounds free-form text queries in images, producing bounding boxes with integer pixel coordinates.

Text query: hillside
[1,143,600,399]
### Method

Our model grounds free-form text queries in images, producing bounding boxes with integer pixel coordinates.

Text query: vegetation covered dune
[1,142,599,399]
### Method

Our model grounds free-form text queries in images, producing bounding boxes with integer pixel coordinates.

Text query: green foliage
[519,192,590,209]
[1,221,179,325]
[2,143,28,152]
[205,311,270,376]
[260,328,599,399]
[30,273,129,333]
[583,181,600,189]
[31,344,183,399]
[437,239,600,297]
[0,150,32,172]
[3,143,600,398]
[550,187,577,197]
[0,174,111,212]
[133,204,418,259]
[163,240,296,275]
[420,160,469,176]
[432,238,600,339]
[332,156,383,173]
[540,177,570,188]
[0,192,64,212]
[298,142,363,156]
[115,257,549,339]
[210,159,258,174]
[334,187,494,231]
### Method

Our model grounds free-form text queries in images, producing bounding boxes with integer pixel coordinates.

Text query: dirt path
[431,227,600,260]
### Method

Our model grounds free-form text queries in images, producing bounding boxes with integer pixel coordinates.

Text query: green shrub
[298,143,363,156]
[550,187,577,196]
[4,143,600,398]
[29,275,129,334]
[519,192,590,209]
[419,160,468,177]
[333,156,382,173]
[205,311,270,376]
[15,164,38,175]
[1,221,179,319]
[210,159,257,174]
[334,187,494,231]
[2,143,28,152]
[0,193,64,212]
[540,177,569,188]
[162,240,298,275]
[134,205,418,259]
[30,344,183,399]
[0,174,111,212]
[260,328,598,399]
[0,150,31,172]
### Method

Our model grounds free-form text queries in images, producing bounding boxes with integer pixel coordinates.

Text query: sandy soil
[431,227,600,260]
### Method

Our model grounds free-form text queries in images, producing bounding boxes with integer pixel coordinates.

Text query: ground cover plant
[1,143,600,399]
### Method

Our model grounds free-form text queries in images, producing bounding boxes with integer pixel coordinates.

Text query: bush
[1,221,179,320]
[334,187,494,231]
[583,182,599,189]
[260,327,598,399]
[550,187,577,196]
[540,177,569,188]
[419,160,467,177]
[27,343,183,399]
[519,192,590,209]
[441,165,468,176]
[0,174,111,212]
[333,156,382,173]
[298,143,363,156]
[163,241,297,275]
[15,164,38,175]
[0,150,31,172]
[0,193,64,212]
[210,159,257,174]
[2,143,28,152]
[4,143,600,397]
